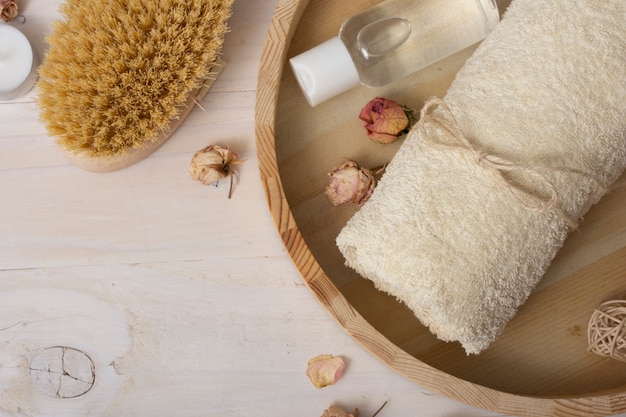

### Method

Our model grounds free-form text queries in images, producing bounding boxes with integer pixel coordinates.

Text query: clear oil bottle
[290,0,500,106]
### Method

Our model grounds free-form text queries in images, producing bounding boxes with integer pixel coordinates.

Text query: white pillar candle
[0,24,38,100]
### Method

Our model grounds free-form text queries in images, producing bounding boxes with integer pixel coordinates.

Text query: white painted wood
[0,1,621,417]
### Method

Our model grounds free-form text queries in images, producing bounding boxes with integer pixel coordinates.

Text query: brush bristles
[38,0,233,158]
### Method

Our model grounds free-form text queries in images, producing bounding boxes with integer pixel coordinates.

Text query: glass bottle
[289,0,500,106]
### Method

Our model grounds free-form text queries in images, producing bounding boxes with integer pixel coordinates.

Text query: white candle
[0,24,38,100]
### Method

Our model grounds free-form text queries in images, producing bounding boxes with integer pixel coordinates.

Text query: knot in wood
[30,346,95,398]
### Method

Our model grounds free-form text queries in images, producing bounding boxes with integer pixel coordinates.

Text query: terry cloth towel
[336,0,626,354]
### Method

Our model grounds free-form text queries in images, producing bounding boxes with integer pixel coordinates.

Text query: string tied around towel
[416,97,607,230]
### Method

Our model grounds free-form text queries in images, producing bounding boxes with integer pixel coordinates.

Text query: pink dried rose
[320,405,358,417]
[189,145,244,199]
[359,97,414,144]
[0,0,18,22]
[306,354,346,388]
[325,160,376,206]
[321,401,388,417]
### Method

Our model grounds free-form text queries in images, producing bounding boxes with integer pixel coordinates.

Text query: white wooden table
[1,1,622,416]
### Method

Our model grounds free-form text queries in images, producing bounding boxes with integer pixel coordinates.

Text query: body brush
[38,0,234,172]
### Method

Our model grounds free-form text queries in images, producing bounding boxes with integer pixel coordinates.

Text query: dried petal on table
[320,405,358,417]
[306,354,346,388]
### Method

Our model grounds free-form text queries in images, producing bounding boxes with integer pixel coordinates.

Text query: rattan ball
[588,300,626,362]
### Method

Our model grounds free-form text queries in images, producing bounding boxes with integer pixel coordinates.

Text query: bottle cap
[289,37,360,107]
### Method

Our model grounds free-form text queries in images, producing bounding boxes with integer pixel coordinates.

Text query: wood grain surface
[2,1,530,416]
[255,0,626,415]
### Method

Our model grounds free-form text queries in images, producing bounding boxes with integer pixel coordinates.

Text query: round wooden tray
[255,0,626,415]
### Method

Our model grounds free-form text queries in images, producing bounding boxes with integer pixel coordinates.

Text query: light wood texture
[255,0,626,416]
[0,1,521,417]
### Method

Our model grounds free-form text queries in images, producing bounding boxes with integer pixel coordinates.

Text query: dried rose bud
[0,0,18,22]
[359,97,413,144]
[325,160,376,206]
[190,145,243,198]
[306,354,346,388]
[321,405,358,417]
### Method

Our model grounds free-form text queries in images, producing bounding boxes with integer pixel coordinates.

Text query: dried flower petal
[0,0,18,22]
[325,160,376,206]
[306,354,346,388]
[359,97,413,144]
[321,405,358,417]
[190,145,243,198]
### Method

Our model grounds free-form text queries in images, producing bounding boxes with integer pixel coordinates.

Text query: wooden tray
[255,0,626,415]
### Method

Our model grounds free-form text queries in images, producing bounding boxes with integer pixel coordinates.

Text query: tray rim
[253,0,626,415]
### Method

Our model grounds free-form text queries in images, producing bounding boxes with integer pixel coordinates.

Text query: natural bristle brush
[38,0,234,172]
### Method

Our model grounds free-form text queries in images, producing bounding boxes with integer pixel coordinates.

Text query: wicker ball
[588,300,626,362]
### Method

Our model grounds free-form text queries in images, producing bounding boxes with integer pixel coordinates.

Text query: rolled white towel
[336,0,626,354]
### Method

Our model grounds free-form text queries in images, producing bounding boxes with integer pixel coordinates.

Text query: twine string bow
[416,97,606,230]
